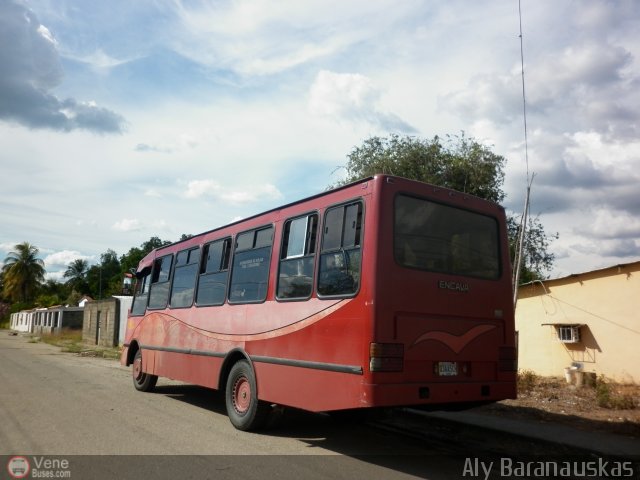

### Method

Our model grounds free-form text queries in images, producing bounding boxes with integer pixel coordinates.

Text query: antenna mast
[512,0,534,307]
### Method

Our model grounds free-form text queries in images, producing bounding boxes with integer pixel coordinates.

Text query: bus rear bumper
[365,381,517,408]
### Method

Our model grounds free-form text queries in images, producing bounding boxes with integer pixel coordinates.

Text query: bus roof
[135,175,374,273]
[134,174,503,274]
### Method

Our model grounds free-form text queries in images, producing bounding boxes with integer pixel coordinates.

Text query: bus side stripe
[139,344,226,358]
[135,344,362,375]
[250,355,363,375]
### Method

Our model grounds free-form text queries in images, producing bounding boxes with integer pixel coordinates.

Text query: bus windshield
[394,194,500,280]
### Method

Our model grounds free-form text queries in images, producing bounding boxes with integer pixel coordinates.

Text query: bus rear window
[394,195,500,280]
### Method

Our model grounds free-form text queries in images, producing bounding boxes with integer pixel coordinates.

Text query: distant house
[78,295,94,308]
[82,296,133,347]
[516,261,640,384]
[9,305,84,334]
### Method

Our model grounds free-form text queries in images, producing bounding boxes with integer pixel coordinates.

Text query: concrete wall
[82,298,121,347]
[516,262,640,383]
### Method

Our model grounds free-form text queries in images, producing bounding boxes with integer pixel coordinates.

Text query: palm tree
[2,242,46,303]
[64,259,89,293]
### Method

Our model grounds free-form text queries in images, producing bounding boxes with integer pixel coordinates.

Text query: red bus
[121,175,517,430]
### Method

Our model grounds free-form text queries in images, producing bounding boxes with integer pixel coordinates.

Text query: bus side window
[148,254,174,309]
[196,238,231,306]
[130,270,151,316]
[229,226,274,303]
[277,214,318,300]
[170,247,200,308]
[318,202,363,297]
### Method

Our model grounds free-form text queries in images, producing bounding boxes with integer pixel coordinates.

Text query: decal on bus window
[229,226,274,303]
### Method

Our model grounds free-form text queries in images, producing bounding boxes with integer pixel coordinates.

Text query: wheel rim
[232,376,251,414]
[133,355,143,383]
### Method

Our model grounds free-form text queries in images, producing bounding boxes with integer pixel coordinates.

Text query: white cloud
[0,242,16,252]
[184,180,284,205]
[65,48,136,71]
[134,134,197,154]
[42,250,93,270]
[577,209,640,240]
[112,218,142,232]
[184,180,218,199]
[309,70,416,132]
[37,24,57,45]
[166,0,420,76]
[151,220,171,232]
[309,71,376,117]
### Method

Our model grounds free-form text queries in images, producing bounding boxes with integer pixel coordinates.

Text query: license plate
[437,361,458,376]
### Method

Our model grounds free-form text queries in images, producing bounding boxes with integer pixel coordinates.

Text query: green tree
[337,133,505,203]
[86,249,122,298]
[507,215,558,283]
[336,133,556,281]
[141,236,172,253]
[120,236,173,275]
[64,259,89,293]
[0,301,10,328]
[65,290,85,307]
[1,242,46,303]
[35,279,71,307]
[119,247,145,277]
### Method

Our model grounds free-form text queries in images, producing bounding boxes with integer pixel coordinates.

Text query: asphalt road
[0,332,603,480]
[0,332,468,479]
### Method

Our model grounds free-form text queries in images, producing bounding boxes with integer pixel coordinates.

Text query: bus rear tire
[225,360,269,431]
[132,349,158,392]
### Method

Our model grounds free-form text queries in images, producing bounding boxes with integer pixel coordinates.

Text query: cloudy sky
[1,0,639,281]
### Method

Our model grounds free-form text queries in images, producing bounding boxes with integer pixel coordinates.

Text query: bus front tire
[132,349,158,392]
[225,360,269,431]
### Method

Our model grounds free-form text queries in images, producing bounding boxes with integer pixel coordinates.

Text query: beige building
[82,296,132,347]
[516,261,639,384]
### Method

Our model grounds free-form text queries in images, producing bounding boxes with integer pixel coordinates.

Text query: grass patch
[41,328,82,346]
[596,375,637,410]
[35,329,121,359]
[517,369,539,395]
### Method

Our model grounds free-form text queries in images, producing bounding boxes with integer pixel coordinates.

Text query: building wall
[10,311,33,332]
[82,298,120,347]
[516,262,640,383]
[112,296,133,346]
[10,307,83,334]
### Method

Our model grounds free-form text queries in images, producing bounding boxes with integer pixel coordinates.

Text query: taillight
[369,342,404,372]
[499,346,518,372]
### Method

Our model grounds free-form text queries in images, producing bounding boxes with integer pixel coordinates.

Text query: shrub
[517,369,538,395]
[596,376,636,410]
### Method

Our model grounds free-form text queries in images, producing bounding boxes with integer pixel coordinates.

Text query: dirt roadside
[475,375,640,439]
